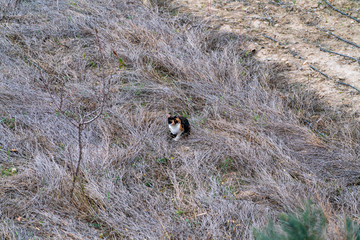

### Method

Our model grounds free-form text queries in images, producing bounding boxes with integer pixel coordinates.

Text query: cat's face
[167,115,180,126]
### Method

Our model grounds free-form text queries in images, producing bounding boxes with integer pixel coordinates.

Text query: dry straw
[0,0,359,239]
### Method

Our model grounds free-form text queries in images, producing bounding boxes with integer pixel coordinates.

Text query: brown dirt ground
[172,0,360,115]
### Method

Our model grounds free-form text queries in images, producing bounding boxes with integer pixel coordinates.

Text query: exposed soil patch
[172,0,360,114]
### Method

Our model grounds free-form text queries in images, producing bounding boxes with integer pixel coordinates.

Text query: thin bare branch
[70,123,84,198]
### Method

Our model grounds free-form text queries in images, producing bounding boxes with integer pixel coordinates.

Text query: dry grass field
[0,0,360,239]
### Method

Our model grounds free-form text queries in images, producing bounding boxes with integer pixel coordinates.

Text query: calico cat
[167,114,191,141]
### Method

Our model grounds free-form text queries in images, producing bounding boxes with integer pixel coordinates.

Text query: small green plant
[253,111,267,125]
[218,94,224,102]
[254,200,327,240]
[345,217,360,240]
[220,157,232,173]
[84,53,98,68]
[88,222,103,229]
[186,96,192,104]
[181,111,189,118]
[200,117,207,125]
[156,157,168,165]
[0,117,15,129]
[58,142,65,151]
[254,219,284,240]
[0,166,17,177]
[253,113,260,122]
[114,176,120,184]
[118,57,127,69]
[176,210,184,216]
[144,181,153,188]
[70,0,78,7]
[135,83,145,95]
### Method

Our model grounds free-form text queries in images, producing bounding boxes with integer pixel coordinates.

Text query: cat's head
[167,114,181,126]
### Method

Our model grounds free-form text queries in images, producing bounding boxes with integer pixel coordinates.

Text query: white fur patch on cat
[169,123,181,135]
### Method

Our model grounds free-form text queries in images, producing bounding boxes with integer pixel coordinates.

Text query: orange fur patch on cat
[175,118,184,131]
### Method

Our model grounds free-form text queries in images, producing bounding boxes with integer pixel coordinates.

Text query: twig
[320,47,360,64]
[24,56,72,123]
[70,123,84,198]
[336,81,360,94]
[94,28,105,60]
[323,0,360,24]
[83,80,109,125]
[155,215,171,240]
[69,75,109,198]
[316,26,360,49]
[69,28,111,199]
[67,147,75,177]
[195,212,207,217]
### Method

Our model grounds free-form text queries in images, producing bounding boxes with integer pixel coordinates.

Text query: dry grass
[0,0,360,239]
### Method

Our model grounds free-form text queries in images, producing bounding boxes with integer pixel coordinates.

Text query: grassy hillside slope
[0,0,360,239]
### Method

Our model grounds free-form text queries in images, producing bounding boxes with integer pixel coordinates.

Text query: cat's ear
[167,113,171,118]
[178,114,182,117]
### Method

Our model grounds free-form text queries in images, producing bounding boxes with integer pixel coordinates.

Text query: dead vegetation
[0,0,360,239]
